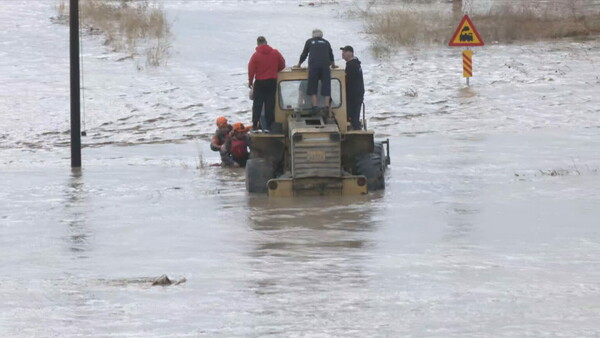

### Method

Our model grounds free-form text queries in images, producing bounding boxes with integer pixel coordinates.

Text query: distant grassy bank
[360,0,600,56]
[54,0,171,67]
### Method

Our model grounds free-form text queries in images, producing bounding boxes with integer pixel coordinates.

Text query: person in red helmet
[221,122,251,167]
[248,36,286,131]
[210,116,233,166]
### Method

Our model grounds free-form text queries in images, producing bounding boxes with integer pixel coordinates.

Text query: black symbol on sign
[459,27,473,42]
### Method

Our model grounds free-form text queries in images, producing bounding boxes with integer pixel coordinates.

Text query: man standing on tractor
[221,122,251,168]
[340,45,365,130]
[248,36,286,131]
[294,29,337,115]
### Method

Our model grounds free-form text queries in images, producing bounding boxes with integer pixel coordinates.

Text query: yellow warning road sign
[463,50,473,77]
[449,15,484,47]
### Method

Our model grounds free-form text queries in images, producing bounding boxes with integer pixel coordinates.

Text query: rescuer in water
[210,116,233,165]
[221,122,251,168]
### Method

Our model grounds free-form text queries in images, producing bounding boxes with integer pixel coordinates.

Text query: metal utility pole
[70,0,82,168]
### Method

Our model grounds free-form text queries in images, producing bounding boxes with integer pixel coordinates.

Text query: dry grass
[365,9,452,47]
[362,0,600,55]
[477,1,600,42]
[55,0,171,67]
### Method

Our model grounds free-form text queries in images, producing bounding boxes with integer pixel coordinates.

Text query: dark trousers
[347,97,363,129]
[252,79,277,130]
[307,64,331,97]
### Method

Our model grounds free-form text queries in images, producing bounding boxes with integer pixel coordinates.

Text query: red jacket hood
[256,44,274,54]
[248,44,286,85]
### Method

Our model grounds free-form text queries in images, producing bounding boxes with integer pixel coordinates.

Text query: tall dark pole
[70,0,82,168]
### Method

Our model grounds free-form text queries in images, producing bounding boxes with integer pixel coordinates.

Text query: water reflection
[244,196,380,315]
[440,135,484,245]
[246,195,378,232]
[457,86,477,99]
[63,169,91,258]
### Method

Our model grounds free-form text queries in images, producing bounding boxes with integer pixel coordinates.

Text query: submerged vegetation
[360,0,600,56]
[54,0,171,67]
[514,163,599,178]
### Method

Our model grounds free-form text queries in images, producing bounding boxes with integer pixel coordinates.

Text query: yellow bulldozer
[246,67,390,196]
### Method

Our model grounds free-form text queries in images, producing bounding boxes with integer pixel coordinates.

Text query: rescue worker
[340,45,365,130]
[248,36,286,131]
[221,122,251,168]
[294,29,337,114]
[210,116,233,166]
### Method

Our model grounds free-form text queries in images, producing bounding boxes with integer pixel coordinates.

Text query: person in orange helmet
[221,122,251,167]
[210,116,233,165]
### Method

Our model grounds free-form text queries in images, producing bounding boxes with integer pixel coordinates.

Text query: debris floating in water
[151,274,187,286]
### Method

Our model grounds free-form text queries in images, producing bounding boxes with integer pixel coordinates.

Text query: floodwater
[1,1,600,336]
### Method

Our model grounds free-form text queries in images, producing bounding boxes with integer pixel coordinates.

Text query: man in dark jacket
[248,36,286,131]
[340,45,365,130]
[294,29,337,112]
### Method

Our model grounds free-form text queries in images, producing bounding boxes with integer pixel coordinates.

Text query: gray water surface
[2,132,599,336]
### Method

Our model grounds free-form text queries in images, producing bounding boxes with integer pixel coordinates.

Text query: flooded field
[1,0,599,336]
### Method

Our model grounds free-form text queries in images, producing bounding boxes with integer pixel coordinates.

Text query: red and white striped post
[463,50,473,85]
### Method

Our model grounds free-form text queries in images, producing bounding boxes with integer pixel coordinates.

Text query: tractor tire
[245,158,274,193]
[373,141,388,173]
[355,152,385,191]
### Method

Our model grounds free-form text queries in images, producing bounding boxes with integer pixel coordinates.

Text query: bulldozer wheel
[355,152,385,191]
[373,142,387,173]
[245,158,274,193]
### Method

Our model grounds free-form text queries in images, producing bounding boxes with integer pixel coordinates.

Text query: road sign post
[463,50,472,85]
[449,14,483,86]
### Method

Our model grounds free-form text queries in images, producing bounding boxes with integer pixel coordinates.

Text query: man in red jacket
[248,36,285,131]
